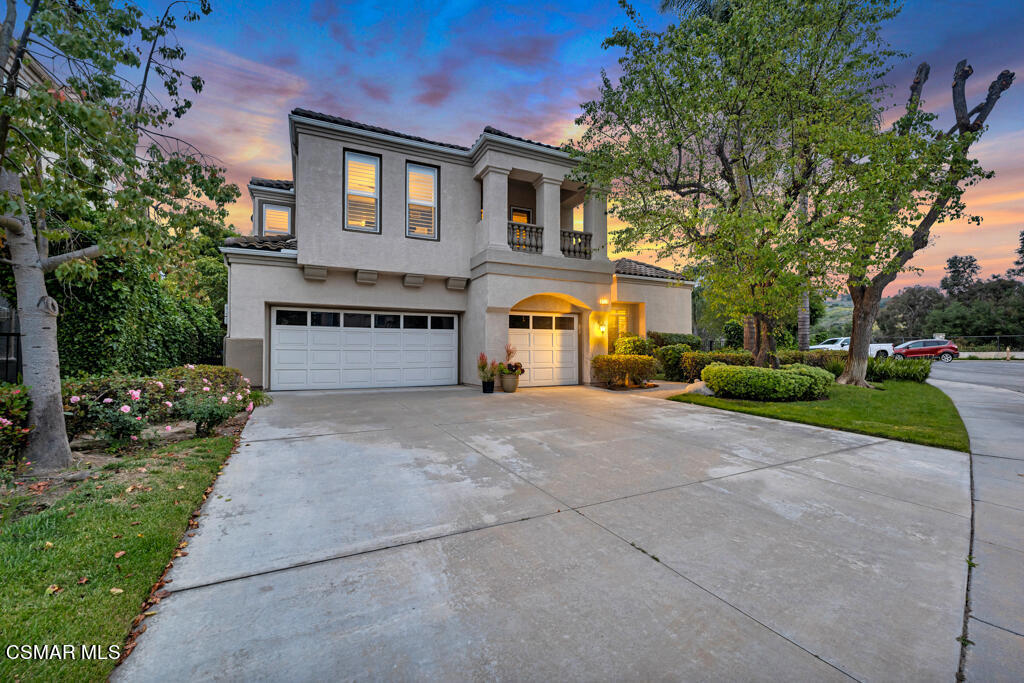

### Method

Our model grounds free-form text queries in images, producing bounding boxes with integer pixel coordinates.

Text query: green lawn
[0,437,234,682]
[670,380,969,452]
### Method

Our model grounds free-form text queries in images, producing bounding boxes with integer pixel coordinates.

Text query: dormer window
[262,204,292,235]
[406,162,439,240]
[345,151,380,233]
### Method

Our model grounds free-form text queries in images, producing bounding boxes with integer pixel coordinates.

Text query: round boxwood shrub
[700,362,833,401]
[613,335,657,356]
[648,331,702,349]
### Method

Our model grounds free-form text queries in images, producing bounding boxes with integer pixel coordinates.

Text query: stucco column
[535,176,563,257]
[584,193,608,260]
[481,166,511,251]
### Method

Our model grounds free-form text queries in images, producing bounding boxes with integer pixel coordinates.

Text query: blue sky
[153,0,1024,288]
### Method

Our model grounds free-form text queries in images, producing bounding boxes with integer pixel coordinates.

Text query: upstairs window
[510,207,532,224]
[345,151,380,233]
[407,163,438,240]
[262,204,292,235]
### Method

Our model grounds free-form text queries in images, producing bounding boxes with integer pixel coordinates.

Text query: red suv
[893,339,959,362]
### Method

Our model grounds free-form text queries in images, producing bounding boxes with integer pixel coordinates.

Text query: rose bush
[0,383,33,468]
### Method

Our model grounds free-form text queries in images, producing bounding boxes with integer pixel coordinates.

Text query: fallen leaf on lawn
[143,610,157,617]
[130,504,140,509]
[45,584,60,595]
[114,550,126,559]
[176,485,185,490]
[112,534,122,539]
[130,521,140,526]
[125,485,137,493]
[178,541,188,548]
[44,541,53,548]
[152,589,171,600]
[137,467,147,473]
[109,588,124,595]
[137,533,143,537]
[78,577,89,584]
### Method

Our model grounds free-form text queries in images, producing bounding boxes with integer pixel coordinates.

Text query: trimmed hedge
[613,335,657,356]
[680,351,753,382]
[868,357,931,383]
[591,354,658,387]
[701,362,833,401]
[776,349,847,368]
[648,331,702,349]
[655,344,692,381]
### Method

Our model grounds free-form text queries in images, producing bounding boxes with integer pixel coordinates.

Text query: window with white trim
[406,163,438,239]
[345,151,380,232]
[262,203,292,235]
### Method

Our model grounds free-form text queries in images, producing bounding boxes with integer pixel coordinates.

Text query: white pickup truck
[809,337,894,358]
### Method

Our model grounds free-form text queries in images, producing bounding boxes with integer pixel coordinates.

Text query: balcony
[560,230,592,259]
[507,222,543,253]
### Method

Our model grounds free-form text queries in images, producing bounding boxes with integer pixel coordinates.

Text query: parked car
[893,339,959,362]
[809,337,894,359]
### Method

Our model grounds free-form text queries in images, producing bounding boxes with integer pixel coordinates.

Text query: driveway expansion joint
[970,616,1024,639]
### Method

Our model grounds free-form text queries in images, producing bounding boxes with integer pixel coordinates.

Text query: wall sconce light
[599,297,609,306]
[598,322,607,335]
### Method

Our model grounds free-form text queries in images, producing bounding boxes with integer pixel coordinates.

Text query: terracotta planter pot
[481,380,494,394]
[500,374,520,393]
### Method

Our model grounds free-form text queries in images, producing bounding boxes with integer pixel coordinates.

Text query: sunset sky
[155,0,1023,291]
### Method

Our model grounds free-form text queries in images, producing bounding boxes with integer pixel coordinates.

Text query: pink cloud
[359,79,391,103]
[415,69,458,106]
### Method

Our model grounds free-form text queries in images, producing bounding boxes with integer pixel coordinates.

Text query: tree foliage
[940,255,980,298]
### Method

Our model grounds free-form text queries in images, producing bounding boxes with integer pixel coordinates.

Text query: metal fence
[0,306,20,383]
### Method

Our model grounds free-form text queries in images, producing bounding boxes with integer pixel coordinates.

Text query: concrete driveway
[116,386,971,681]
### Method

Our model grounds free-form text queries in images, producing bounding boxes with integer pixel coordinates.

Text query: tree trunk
[2,169,72,470]
[836,283,883,387]
[798,290,810,350]
[742,315,755,351]
[751,313,778,367]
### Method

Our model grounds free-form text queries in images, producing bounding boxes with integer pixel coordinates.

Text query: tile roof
[223,234,296,251]
[249,178,294,191]
[614,258,685,280]
[291,108,471,151]
[481,126,564,152]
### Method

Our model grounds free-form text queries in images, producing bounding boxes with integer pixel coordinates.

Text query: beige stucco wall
[612,277,693,335]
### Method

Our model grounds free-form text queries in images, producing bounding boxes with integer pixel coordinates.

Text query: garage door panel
[272,308,458,390]
[513,313,578,387]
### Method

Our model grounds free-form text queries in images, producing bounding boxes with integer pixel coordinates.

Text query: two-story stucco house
[220,108,693,390]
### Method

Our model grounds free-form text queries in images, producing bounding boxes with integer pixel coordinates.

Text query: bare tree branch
[951,59,972,133]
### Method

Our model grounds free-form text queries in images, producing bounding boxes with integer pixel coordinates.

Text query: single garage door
[270,308,458,390]
[508,312,578,387]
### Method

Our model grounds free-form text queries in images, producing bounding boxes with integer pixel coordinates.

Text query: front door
[508,312,579,387]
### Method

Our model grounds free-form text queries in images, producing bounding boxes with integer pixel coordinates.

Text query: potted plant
[477,352,499,393]
[499,343,525,393]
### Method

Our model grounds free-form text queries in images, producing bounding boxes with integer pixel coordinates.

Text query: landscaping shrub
[613,335,658,356]
[648,331,702,349]
[781,363,835,399]
[61,365,257,444]
[0,383,33,468]
[824,357,846,378]
[679,351,753,382]
[776,349,847,368]
[867,357,931,382]
[700,363,831,401]
[591,354,658,387]
[655,344,692,381]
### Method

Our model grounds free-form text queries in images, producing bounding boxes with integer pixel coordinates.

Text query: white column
[535,176,563,257]
[584,193,608,260]
[481,166,510,251]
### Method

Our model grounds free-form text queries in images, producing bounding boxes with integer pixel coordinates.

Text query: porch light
[598,322,607,335]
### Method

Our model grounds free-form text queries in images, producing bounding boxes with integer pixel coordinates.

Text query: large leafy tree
[1,0,238,470]
[570,0,902,366]
[827,60,1014,385]
[940,255,980,298]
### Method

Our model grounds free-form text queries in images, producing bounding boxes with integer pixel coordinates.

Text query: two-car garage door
[270,308,458,390]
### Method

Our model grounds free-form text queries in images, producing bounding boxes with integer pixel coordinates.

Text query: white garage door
[508,312,578,387]
[270,308,458,390]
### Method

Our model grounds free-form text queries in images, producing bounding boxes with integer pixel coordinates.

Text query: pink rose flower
[164,401,173,408]
[12,389,19,394]
[70,395,81,404]
[220,396,229,403]
[165,425,172,432]
[128,389,141,401]
[154,381,164,389]
[235,394,242,400]
[246,401,254,413]
[202,378,209,384]
[177,387,186,393]
[202,386,210,392]
[130,435,138,441]
[120,405,130,413]
[103,398,113,404]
